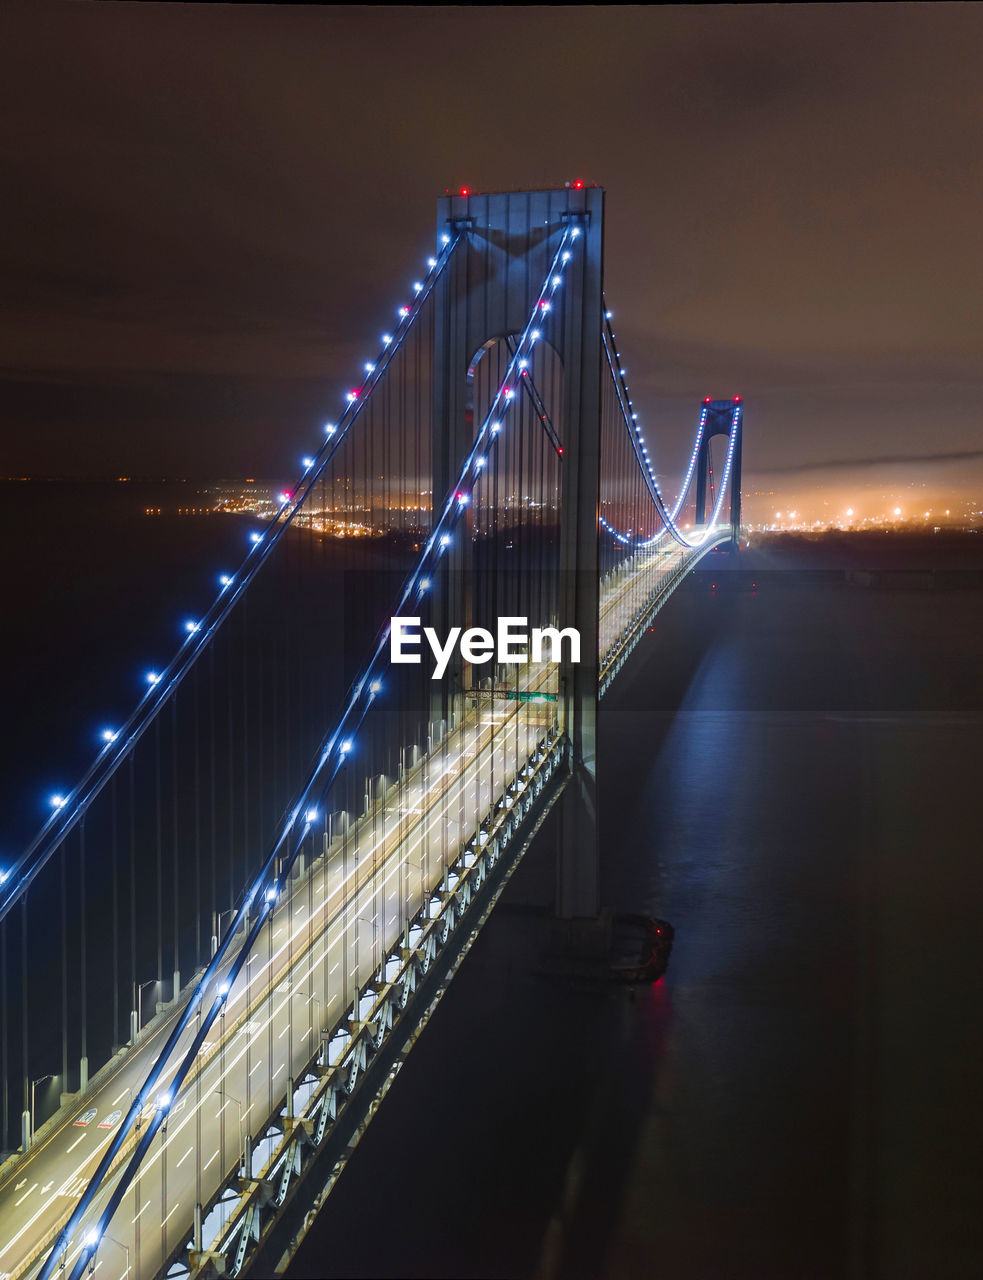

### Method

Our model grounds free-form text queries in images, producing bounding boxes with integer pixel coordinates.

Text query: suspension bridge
[0,185,742,1280]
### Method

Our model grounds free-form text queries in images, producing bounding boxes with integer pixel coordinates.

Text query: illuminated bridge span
[0,187,742,1280]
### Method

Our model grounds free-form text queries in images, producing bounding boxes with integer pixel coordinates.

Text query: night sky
[2,4,981,509]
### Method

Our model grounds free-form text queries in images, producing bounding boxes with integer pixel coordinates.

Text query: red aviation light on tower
[704,396,711,404]
[734,395,742,402]
[572,178,584,189]
[459,186,470,198]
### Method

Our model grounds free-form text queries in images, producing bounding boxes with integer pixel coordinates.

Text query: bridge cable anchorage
[45,221,581,1280]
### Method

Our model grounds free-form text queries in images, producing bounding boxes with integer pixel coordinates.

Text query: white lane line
[176,1145,194,1168]
[61,713,540,1250]
[112,1089,130,1106]
[162,1199,182,1226]
[66,1133,86,1153]
[131,1198,152,1224]
[250,1060,265,1077]
[14,1182,37,1206]
[203,1151,219,1172]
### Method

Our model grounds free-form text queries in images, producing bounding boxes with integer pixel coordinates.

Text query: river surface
[1,485,980,1278]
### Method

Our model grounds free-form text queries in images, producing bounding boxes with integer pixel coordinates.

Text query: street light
[133,978,156,1038]
[292,989,328,1061]
[212,907,237,955]
[91,1230,129,1278]
[29,1073,56,1147]
[214,1088,248,1174]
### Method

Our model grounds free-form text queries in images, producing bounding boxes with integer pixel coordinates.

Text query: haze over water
[1,484,980,1277]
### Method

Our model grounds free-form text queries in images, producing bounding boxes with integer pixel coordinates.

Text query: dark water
[2,491,981,1276]
[285,534,983,1280]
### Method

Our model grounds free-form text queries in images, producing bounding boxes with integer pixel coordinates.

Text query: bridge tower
[694,397,743,544]
[432,186,604,918]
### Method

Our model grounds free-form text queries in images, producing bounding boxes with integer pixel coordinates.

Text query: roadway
[0,674,556,1280]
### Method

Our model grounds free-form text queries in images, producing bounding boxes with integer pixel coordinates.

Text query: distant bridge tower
[433,186,604,919]
[694,397,743,544]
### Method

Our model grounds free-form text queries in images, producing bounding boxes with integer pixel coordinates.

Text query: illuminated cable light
[157,1092,172,1111]
[146,671,161,686]
[539,300,551,313]
[518,357,528,369]
[552,275,562,287]
[364,363,375,375]
[530,328,540,341]
[398,305,410,318]
[368,679,382,694]
[219,574,232,588]
[504,388,515,401]
[346,391,358,403]
[456,491,470,506]
[475,455,486,469]
[339,739,353,755]
[561,251,571,262]
[305,806,319,823]
[101,728,119,744]
[249,531,262,545]
[51,793,68,809]
[439,533,451,548]
[302,456,315,469]
[280,491,292,504]
[605,310,613,319]
[441,233,451,245]
[381,333,392,346]
[419,577,431,591]
[218,980,230,996]
[324,423,336,436]
[427,257,437,269]
[0,870,8,884]
[571,225,581,238]
[413,282,423,294]
[490,421,501,434]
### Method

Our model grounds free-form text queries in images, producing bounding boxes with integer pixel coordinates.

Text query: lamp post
[85,1230,129,1277]
[212,907,237,956]
[132,978,156,1040]
[292,989,328,1063]
[28,1073,56,1148]
[214,1088,248,1174]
